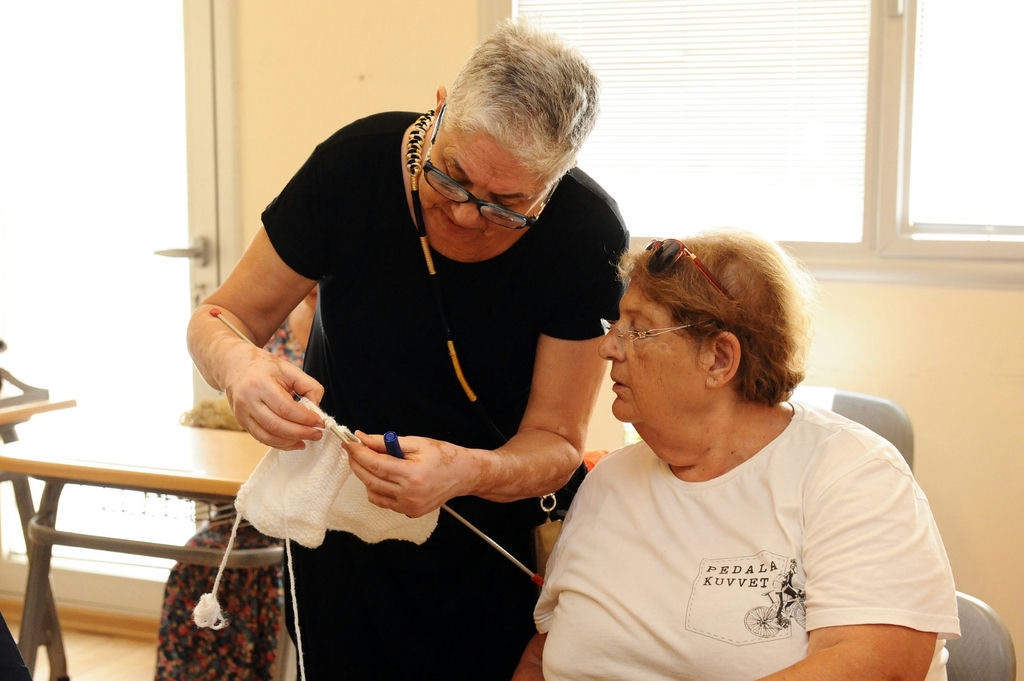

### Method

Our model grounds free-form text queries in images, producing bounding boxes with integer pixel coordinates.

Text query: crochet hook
[383,430,544,586]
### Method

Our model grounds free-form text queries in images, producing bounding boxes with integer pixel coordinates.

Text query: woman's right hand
[185,228,326,449]
[221,341,326,449]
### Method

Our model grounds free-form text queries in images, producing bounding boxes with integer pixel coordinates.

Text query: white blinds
[514,0,871,242]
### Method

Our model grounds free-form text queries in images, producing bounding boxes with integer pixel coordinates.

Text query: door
[0,1,223,426]
[0,0,230,612]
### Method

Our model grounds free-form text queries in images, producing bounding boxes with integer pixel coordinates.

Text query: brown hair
[619,229,816,405]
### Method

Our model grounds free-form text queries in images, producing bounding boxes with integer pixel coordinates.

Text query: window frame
[487,0,1024,286]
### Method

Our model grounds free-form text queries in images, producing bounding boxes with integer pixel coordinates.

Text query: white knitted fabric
[234,429,350,548]
[193,398,438,647]
[237,398,438,547]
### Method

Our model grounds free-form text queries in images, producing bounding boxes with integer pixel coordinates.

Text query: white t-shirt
[535,402,959,680]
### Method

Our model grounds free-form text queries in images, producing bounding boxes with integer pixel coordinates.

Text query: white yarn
[191,511,243,630]
[284,536,306,681]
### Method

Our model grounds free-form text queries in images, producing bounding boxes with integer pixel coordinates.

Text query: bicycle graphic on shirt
[744,559,806,638]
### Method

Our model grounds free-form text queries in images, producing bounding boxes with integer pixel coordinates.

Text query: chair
[946,591,1016,681]
[830,389,914,469]
[793,386,915,469]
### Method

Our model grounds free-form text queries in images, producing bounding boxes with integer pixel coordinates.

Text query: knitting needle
[441,503,543,586]
[209,308,250,346]
[383,429,544,586]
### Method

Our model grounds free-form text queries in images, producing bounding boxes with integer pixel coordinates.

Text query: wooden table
[0,417,276,680]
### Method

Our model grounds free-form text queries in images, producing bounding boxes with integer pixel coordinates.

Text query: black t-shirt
[262,112,628,680]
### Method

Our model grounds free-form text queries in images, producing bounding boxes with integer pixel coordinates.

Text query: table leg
[16,479,69,681]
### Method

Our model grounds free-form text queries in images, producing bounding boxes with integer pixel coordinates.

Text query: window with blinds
[510,0,1024,267]
[514,0,871,243]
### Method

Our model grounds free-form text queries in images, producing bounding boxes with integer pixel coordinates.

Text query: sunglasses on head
[645,239,732,299]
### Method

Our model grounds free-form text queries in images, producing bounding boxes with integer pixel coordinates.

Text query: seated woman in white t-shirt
[513,230,960,681]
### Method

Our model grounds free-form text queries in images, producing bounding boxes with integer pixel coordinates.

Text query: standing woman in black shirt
[187,20,628,681]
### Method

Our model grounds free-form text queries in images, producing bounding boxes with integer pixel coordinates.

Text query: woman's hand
[185,228,324,449]
[344,432,472,517]
[219,342,323,448]
[199,321,323,448]
[218,339,326,450]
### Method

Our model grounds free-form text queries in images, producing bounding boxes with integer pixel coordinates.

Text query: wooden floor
[12,623,156,681]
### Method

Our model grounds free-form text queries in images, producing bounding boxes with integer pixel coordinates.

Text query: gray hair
[444,20,600,183]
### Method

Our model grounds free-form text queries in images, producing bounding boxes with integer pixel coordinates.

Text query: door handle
[154,236,209,267]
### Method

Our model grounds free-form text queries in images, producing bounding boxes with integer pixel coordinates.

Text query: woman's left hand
[344,432,471,517]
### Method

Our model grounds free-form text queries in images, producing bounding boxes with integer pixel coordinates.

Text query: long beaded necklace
[405,109,434,199]
[404,110,504,439]
[406,111,563,577]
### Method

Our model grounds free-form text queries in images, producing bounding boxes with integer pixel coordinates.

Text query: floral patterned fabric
[155,522,283,680]
[262,318,305,367]
[156,314,307,679]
